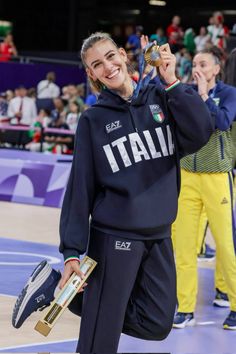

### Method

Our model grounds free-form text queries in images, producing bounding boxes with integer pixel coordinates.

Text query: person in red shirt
[166,15,184,53]
[0,33,18,62]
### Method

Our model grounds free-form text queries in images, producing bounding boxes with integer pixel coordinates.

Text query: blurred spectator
[37,72,60,99]
[77,83,86,101]
[166,15,184,53]
[66,101,81,131]
[85,86,98,108]
[51,97,67,121]
[125,25,143,55]
[7,86,37,125]
[0,33,17,62]
[150,27,167,46]
[0,92,8,119]
[44,112,73,154]
[67,84,85,112]
[36,108,52,128]
[178,49,192,83]
[194,26,211,52]
[208,16,214,27]
[25,108,52,152]
[183,28,196,54]
[61,85,70,100]
[28,87,37,100]
[207,11,229,49]
[5,90,14,102]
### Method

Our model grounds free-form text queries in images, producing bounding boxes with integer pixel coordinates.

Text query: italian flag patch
[149,104,165,123]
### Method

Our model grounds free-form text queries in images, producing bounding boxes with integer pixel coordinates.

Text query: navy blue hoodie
[59,83,214,260]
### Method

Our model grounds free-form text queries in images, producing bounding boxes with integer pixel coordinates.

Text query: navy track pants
[69,228,176,354]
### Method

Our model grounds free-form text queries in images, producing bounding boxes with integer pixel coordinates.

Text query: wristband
[165,79,180,92]
[64,256,80,265]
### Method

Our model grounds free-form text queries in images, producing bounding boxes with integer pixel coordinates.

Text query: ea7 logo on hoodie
[106,120,122,133]
[149,104,165,123]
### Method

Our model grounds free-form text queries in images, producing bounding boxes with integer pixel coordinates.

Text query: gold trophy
[35,256,97,336]
[144,42,162,67]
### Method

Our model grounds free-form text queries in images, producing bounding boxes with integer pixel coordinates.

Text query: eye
[107,52,115,59]
[93,62,102,69]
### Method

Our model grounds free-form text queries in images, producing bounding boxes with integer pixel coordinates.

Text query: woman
[194,26,211,52]
[173,47,236,329]
[59,33,213,353]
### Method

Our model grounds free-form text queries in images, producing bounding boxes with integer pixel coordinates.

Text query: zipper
[193,153,197,171]
[219,135,224,159]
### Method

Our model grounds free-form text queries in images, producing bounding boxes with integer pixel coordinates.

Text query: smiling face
[84,39,131,94]
[192,53,220,85]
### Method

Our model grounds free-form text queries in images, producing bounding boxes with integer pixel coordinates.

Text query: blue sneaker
[198,243,215,262]
[223,311,236,330]
[173,312,196,328]
[12,260,61,328]
[213,288,229,308]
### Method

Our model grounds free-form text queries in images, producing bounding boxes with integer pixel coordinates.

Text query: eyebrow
[193,60,207,64]
[90,49,115,67]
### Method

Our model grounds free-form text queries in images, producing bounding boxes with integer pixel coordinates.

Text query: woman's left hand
[158,43,178,84]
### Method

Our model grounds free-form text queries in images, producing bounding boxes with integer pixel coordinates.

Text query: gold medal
[144,43,162,67]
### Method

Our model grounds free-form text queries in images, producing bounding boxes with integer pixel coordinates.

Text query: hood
[93,84,156,111]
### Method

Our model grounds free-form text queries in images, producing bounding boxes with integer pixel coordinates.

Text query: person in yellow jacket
[173,46,236,330]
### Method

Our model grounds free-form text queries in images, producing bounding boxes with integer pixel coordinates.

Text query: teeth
[107,69,119,79]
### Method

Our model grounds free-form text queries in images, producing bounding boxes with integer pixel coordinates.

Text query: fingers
[140,35,149,50]
[79,282,88,293]
[59,263,73,289]
[158,43,175,70]
[193,70,206,83]
[160,54,176,71]
[59,260,85,289]
[159,43,171,54]
[193,71,199,81]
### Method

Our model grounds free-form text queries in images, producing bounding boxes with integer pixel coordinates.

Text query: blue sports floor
[0,236,235,354]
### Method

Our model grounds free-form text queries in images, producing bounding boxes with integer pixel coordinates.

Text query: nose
[103,60,114,73]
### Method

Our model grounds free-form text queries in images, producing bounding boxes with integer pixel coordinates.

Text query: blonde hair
[81,32,118,93]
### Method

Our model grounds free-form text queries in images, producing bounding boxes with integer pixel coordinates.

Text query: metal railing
[0,122,75,153]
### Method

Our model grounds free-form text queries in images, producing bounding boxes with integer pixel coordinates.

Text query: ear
[86,67,97,81]
[214,64,220,76]
[118,47,128,62]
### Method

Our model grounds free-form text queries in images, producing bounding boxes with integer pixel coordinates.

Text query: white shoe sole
[173,318,196,329]
[197,256,215,262]
[223,324,236,330]
[13,262,52,326]
[213,299,230,308]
